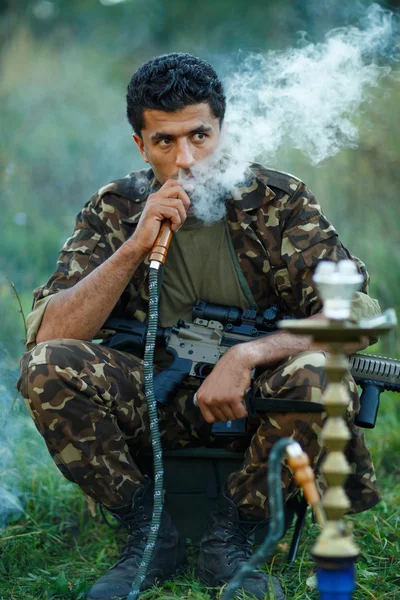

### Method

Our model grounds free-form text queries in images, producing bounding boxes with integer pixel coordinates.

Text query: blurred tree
[1,0,399,357]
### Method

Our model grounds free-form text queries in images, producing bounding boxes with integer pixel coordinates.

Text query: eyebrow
[150,124,213,141]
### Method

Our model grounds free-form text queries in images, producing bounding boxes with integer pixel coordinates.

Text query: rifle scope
[192,300,282,332]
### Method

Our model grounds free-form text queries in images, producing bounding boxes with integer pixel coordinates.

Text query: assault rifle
[101,300,400,430]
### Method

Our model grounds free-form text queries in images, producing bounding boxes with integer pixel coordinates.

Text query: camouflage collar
[148,172,162,195]
[119,170,161,225]
[229,166,276,212]
[121,164,275,227]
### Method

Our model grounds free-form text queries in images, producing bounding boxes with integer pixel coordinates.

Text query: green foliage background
[0,2,400,598]
[1,0,400,359]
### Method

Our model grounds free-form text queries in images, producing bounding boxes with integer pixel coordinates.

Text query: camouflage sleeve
[32,194,112,302]
[25,193,114,349]
[350,291,381,346]
[350,291,381,322]
[25,296,55,351]
[280,182,377,318]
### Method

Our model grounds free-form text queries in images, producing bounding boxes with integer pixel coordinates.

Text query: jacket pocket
[283,215,338,269]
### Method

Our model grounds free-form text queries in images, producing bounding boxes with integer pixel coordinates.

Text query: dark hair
[126,53,226,135]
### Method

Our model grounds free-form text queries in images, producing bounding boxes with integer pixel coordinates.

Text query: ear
[133,134,149,163]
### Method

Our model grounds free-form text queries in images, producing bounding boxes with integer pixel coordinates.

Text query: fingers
[199,403,217,424]
[155,181,192,210]
[146,182,192,232]
[130,180,194,256]
[151,202,187,231]
[162,178,195,194]
[211,407,228,423]
[196,393,248,424]
[231,400,248,420]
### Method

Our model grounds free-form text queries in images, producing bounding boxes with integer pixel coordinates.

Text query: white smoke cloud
[224,3,395,166]
[188,3,397,224]
[0,352,24,527]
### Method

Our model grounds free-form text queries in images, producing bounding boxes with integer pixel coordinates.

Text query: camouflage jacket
[27,163,377,348]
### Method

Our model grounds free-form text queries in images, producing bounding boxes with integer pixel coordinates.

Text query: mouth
[176,170,195,197]
[178,168,194,180]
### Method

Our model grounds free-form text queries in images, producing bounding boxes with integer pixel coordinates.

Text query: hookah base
[316,564,356,599]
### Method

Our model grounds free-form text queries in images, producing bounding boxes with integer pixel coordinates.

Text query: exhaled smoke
[224,3,395,166]
[187,3,397,225]
[0,350,24,527]
[0,347,54,527]
[180,158,231,224]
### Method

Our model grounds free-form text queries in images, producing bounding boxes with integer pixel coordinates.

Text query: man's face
[133,103,221,184]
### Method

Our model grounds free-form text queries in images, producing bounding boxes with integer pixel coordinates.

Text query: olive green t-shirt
[158,216,251,328]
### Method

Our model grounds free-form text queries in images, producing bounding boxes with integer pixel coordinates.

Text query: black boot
[88,479,186,600]
[196,490,285,600]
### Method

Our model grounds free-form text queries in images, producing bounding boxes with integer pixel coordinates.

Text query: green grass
[1,394,399,600]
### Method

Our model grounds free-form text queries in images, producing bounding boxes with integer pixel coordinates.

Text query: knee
[282,351,330,403]
[281,350,328,383]
[29,338,88,366]
[20,338,100,378]
[18,338,84,405]
[255,350,329,402]
[282,351,358,396]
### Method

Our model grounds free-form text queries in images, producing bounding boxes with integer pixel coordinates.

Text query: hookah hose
[126,223,325,599]
[127,223,173,600]
[222,438,326,600]
[221,438,294,600]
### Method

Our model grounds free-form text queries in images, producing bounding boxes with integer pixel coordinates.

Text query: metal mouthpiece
[149,221,173,266]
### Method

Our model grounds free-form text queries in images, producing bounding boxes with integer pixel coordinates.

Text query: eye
[159,138,173,148]
[192,133,207,142]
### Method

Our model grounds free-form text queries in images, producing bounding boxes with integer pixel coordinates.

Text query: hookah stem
[221,438,296,600]
[128,266,164,600]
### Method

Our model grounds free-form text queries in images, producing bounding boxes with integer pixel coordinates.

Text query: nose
[175,139,195,170]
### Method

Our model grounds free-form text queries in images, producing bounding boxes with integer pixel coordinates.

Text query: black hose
[128,266,164,600]
[126,265,295,598]
[221,437,296,600]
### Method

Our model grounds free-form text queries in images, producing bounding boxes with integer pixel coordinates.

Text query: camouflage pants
[18,339,380,519]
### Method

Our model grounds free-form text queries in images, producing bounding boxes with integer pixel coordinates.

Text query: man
[18,53,381,600]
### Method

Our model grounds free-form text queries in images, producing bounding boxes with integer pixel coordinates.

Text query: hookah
[126,215,396,600]
[280,260,396,599]
[223,260,396,599]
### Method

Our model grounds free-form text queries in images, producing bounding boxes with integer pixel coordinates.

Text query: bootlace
[222,522,254,567]
[115,506,151,565]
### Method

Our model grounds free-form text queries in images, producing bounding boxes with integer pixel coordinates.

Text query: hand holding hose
[130,179,191,260]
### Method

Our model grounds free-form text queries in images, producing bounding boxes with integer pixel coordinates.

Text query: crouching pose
[18,53,381,600]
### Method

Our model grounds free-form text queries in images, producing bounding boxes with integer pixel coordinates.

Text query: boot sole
[88,559,188,600]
